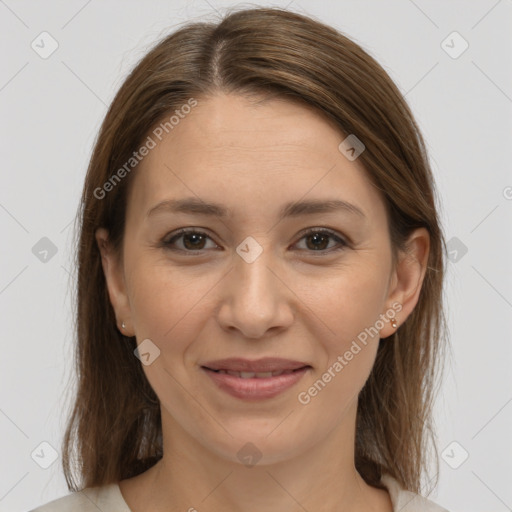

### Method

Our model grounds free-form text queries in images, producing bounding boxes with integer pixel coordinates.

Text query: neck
[122,400,392,512]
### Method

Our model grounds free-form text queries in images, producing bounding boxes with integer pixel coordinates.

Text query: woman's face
[97,92,427,465]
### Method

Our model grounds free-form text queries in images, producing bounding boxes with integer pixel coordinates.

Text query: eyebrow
[146,197,366,221]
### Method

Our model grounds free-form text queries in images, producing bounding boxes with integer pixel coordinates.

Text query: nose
[216,247,295,339]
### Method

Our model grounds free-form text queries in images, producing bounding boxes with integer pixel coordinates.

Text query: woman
[31,6,449,512]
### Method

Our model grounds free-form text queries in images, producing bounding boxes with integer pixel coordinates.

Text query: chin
[198,425,307,467]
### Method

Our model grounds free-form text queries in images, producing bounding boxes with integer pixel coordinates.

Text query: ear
[380,227,430,339]
[95,227,133,336]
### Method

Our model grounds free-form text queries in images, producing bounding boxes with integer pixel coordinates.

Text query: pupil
[307,233,328,250]
[184,233,204,250]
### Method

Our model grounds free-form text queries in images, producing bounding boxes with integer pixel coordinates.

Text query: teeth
[215,369,296,378]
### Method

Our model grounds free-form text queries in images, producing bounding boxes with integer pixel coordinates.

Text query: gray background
[1,1,511,511]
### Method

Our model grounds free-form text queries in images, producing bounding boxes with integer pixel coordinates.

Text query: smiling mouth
[205,367,307,378]
[201,365,311,400]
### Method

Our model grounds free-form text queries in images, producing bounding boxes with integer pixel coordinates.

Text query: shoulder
[28,483,131,512]
[381,473,450,512]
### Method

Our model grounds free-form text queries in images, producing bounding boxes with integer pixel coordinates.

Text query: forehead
[169,92,346,159]
[126,93,385,223]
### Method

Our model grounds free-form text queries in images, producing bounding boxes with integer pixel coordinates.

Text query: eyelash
[161,227,349,255]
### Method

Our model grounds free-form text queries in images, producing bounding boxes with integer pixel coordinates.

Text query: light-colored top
[29,473,450,511]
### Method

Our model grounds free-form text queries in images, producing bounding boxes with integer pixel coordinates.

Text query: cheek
[305,261,389,348]
[127,260,216,350]
[298,274,384,413]
[126,264,210,401]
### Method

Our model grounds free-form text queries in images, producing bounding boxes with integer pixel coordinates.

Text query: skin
[96,92,429,512]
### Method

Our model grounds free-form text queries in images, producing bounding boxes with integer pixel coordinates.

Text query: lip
[201,358,311,401]
[202,367,310,400]
[201,357,309,373]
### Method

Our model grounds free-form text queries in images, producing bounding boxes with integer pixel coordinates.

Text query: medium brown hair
[63,6,449,495]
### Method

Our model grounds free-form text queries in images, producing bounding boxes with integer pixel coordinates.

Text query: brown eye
[305,232,330,250]
[295,228,347,253]
[161,227,347,255]
[182,232,206,250]
[163,229,218,252]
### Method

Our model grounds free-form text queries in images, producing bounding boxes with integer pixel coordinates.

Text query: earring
[391,318,398,329]
[121,321,126,329]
